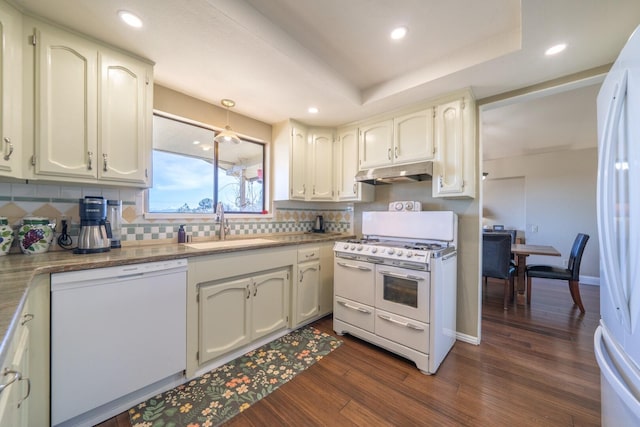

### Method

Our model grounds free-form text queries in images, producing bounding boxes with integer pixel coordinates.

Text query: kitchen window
[147,114,265,215]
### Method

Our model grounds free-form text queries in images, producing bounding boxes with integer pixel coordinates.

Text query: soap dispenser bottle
[178,225,186,243]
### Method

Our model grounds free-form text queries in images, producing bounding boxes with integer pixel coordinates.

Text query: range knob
[394,202,403,211]
[350,244,356,250]
[343,243,349,250]
[396,250,403,256]
[387,248,395,255]
[356,245,363,251]
[406,251,413,258]
[371,247,378,254]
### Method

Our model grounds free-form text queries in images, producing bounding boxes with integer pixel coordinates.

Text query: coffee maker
[75,196,111,254]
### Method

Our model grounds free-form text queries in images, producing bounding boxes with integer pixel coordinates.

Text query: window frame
[144,110,271,220]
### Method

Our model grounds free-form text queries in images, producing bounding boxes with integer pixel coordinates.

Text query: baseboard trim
[456,331,480,345]
[580,275,600,286]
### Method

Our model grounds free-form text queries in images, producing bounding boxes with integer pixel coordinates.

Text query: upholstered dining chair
[482,233,517,310]
[526,233,590,313]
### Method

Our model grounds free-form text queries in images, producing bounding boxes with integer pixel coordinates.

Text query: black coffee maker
[74,196,111,254]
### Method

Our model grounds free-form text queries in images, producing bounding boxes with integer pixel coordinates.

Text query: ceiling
[8,0,640,157]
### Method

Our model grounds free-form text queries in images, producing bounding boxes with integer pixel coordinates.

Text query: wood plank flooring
[98,278,601,426]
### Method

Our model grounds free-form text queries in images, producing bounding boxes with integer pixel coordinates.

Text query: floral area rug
[128,326,342,427]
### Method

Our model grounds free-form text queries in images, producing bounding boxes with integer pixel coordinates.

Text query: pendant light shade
[214,99,241,144]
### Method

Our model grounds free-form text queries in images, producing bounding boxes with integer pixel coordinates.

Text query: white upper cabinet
[308,129,333,201]
[359,109,435,170]
[0,2,22,178]
[99,51,151,184]
[393,109,435,164]
[273,121,334,201]
[358,120,393,169]
[432,93,476,198]
[335,127,374,202]
[273,120,307,201]
[26,18,153,187]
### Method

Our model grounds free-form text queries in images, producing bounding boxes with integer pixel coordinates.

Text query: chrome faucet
[216,202,229,240]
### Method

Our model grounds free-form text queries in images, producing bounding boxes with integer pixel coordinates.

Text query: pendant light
[214,99,241,144]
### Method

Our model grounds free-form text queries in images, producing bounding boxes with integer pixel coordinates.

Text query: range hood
[355,161,433,185]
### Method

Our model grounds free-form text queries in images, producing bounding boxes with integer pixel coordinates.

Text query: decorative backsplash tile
[0,182,354,253]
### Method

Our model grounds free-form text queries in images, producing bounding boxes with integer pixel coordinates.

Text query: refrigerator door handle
[595,325,640,420]
[598,69,633,332]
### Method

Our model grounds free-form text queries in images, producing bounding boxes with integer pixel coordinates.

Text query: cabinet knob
[3,137,13,161]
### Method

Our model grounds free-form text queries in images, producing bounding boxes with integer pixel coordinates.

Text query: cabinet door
[394,109,435,163]
[251,269,289,340]
[433,99,465,196]
[199,277,251,364]
[336,128,357,200]
[98,52,151,185]
[0,317,29,427]
[309,130,333,201]
[290,126,307,200]
[297,261,320,324]
[318,242,335,316]
[34,26,98,179]
[0,3,21,178]
[359,120,393,169]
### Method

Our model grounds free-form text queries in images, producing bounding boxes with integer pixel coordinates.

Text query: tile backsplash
[0,182,354,253]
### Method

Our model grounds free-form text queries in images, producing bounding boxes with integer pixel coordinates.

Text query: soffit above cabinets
[10,0,640,128]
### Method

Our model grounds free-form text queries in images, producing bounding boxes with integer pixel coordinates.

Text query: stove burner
[406,243,445,251]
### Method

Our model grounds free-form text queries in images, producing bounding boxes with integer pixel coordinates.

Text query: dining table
[511,243,561,305]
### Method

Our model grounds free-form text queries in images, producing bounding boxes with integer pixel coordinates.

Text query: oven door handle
[337,300,372,314]
[377,314,424,331]
[378,270,425,281]
[336,261,372,272]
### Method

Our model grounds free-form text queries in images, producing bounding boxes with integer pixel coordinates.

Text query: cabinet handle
[313,185,316,195]
[353,183,356,194]
[303,184,306,195]
[87,151,93,170]
[378,270,425,281]
[253,283,257,297]
[3,137,13,161]
[438,175,443,190]
[17,376,30,408]
[387,148,391,160]
[246,284,250,299]
[21,313,34,326]
[103,153,108,172]
[0,368,21,395]
[337,261,372,272]
[394,146,399,158]
[337,300,371,314]
[377,314,424,331]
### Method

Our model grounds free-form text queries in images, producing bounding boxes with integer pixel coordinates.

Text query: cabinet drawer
[298,246,320,262]
[375,309,429,353]
[334,296,374,333]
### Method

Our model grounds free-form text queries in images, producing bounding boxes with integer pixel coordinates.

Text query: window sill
[144,212,274,221]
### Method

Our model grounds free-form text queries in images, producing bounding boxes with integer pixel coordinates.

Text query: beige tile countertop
[0,232,351,366]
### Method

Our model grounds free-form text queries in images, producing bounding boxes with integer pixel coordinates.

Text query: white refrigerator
[595,24,640,425]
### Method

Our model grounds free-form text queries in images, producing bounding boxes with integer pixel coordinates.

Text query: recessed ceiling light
[308,107,319,114]
[545,43,567,56]
[193,140,201,145]
[118,10,143,28]
[390,26,408,40]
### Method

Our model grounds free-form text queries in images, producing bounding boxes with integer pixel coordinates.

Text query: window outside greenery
[148,114,265,214]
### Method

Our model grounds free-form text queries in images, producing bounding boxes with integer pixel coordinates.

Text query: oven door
[375,264,430,323]
[334,258,375,305]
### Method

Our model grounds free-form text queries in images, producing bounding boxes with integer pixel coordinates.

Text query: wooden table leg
[515,254,528,305]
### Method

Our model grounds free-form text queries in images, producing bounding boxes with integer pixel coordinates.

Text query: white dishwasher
[51,259,187,426]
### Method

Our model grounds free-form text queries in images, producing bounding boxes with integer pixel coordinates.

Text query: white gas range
[333,207,458,374]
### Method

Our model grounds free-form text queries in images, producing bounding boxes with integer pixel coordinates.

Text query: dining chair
[482,233,517,310]
[525,233,590,313]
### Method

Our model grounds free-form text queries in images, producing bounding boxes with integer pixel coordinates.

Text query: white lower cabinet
[0,275,49,427]
[293,243,334,326]
[198,268,290,366]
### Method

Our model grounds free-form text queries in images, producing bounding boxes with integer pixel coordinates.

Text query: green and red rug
[128,326,342,427]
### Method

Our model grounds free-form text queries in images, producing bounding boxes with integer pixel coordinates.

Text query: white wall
[483,147,599,280]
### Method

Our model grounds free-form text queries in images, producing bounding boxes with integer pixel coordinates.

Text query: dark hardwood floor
[99,278,601,426]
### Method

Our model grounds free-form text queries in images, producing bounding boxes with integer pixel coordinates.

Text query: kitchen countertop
[0,232,351,367]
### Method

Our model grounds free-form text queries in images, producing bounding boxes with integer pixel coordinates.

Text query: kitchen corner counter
[0,232,351,366]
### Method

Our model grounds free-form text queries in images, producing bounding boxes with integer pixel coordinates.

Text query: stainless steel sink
[183,238,277,250]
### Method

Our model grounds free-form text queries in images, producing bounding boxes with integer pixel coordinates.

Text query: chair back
[483,233,513,280]
[484,229,517,243]
[568,233,590,280]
